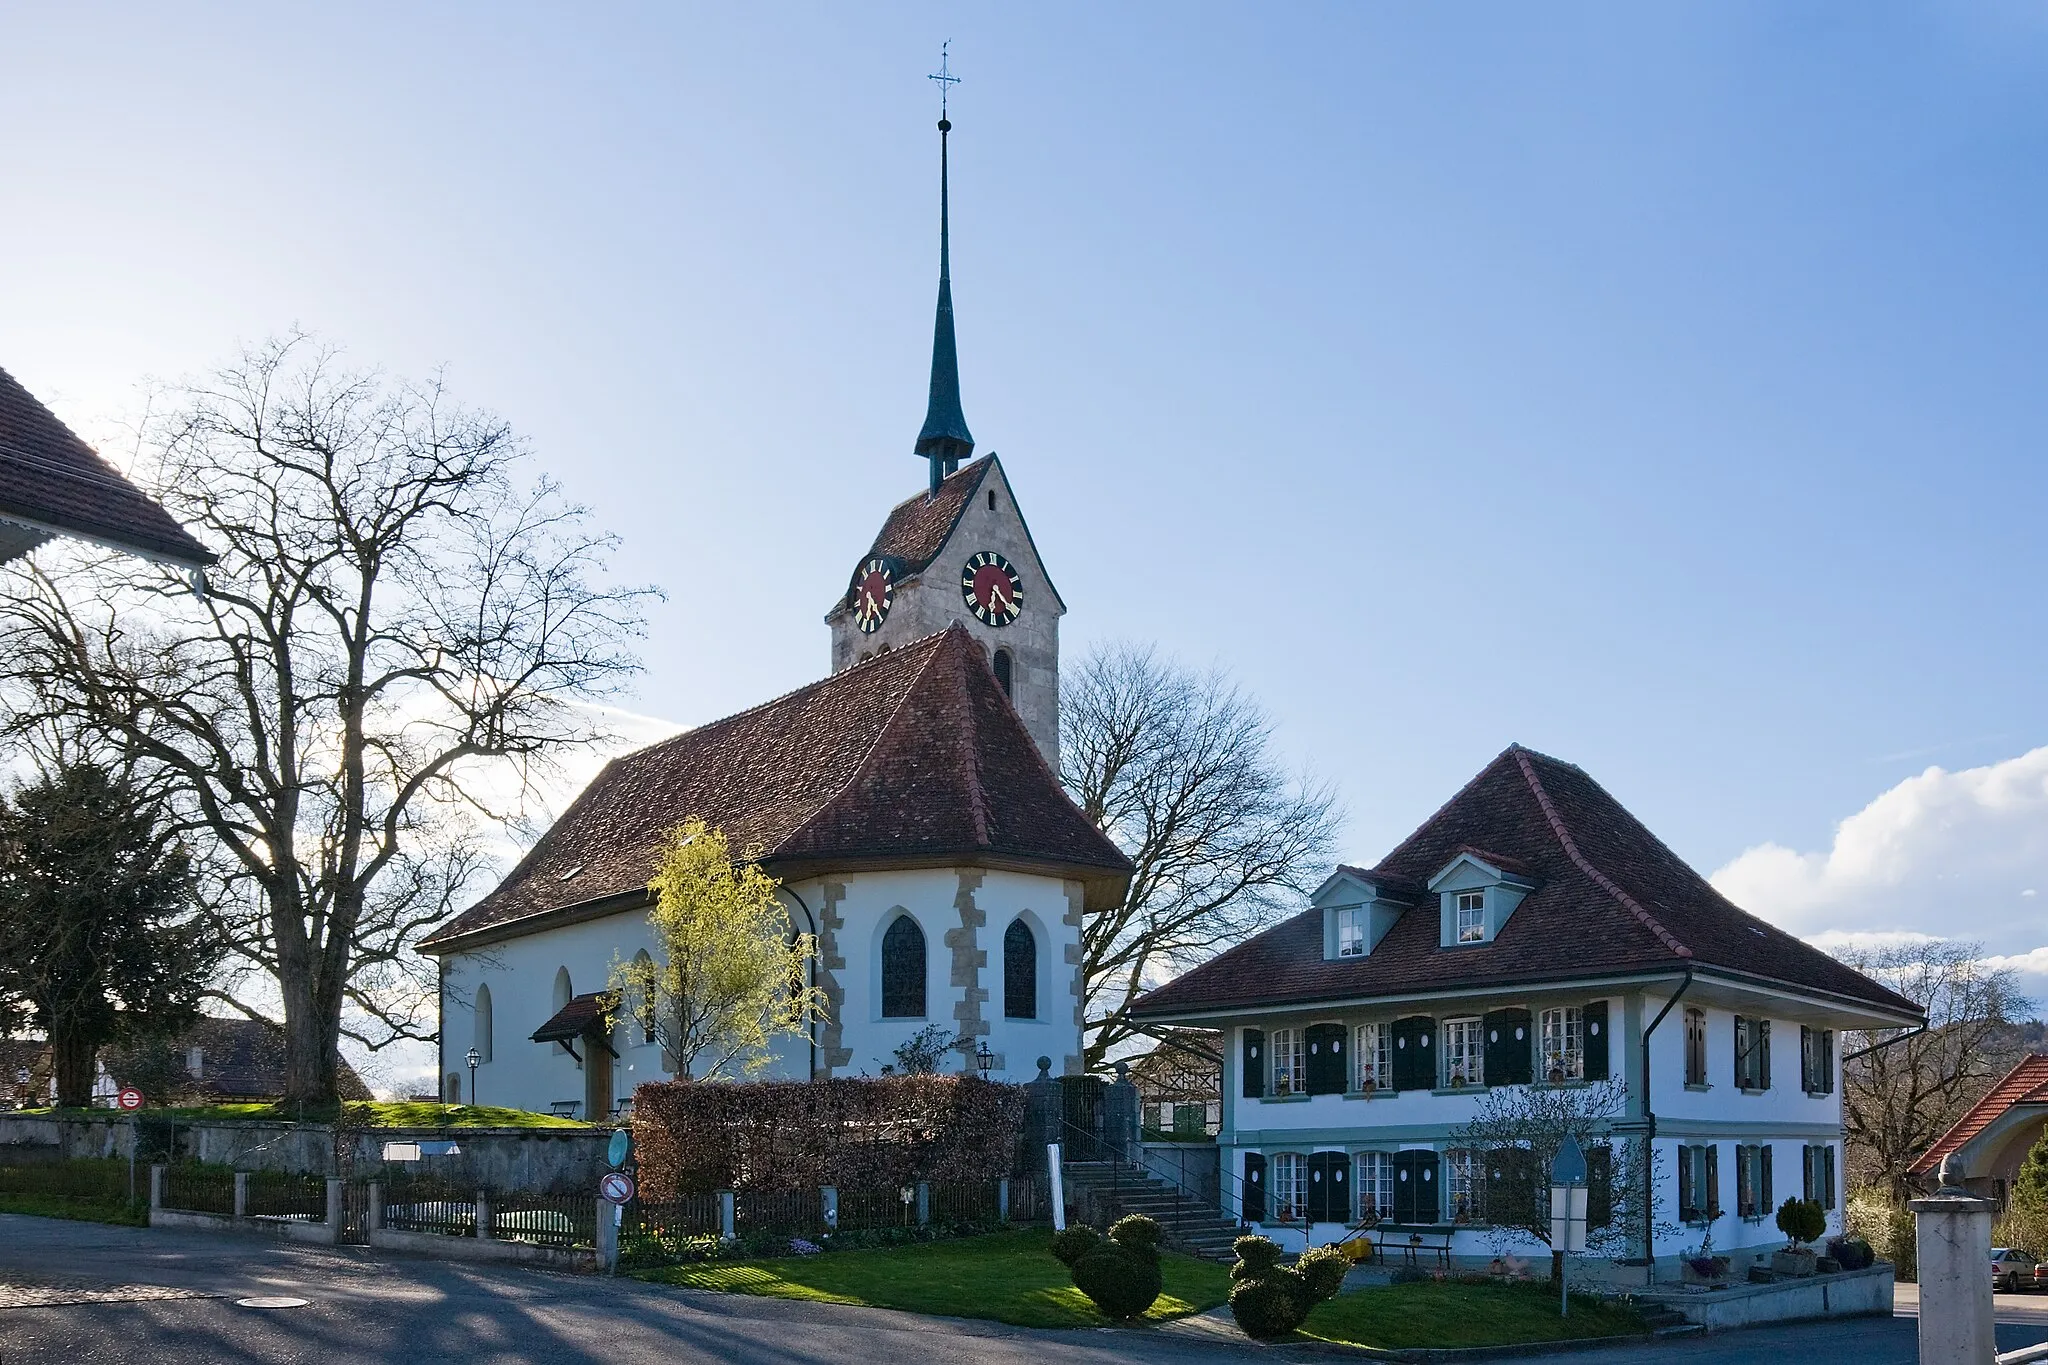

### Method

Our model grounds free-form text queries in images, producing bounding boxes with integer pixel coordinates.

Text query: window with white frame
[1355,1023,1392,1091]
[1270,1028,1305,1096]
[1441,1017,1485,1087]
[1271,1152,1307,1221]
[1336,907,1368,958]
[1540,1007,1584,1082]
[1355,1151,1395,1220]
[1446,1149,1484,1224]
[1455,891,1487,943]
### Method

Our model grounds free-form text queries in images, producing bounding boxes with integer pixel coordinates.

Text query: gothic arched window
[993,648,1014,699]
[474,983,493,1063]
[881,915,926,1019]
[1004,918,1038,1020]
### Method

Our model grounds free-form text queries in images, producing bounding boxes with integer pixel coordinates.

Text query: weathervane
[928,41,960,121]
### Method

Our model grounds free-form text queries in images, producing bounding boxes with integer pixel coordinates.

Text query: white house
[417,111,1132,1116]
[1128,744,1923,1280]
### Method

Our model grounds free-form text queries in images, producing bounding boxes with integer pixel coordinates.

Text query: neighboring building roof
[421,625,1133,952]
[530,993,613,1044]
[0,366,214,571]
[1132,744,1924,1021]
[103,1017,374,1103]
[1910,1054,2048,1177]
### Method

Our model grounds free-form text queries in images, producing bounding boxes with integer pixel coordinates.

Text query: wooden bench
[1396,1230,1453,1272]
[548,1100,581,1119]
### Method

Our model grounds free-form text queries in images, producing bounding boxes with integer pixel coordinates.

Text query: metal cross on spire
[928,41,960,120]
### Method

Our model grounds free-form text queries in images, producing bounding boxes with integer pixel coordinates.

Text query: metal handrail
[1056,1116,1251,1238]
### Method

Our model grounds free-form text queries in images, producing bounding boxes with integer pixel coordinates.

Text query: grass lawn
[1300,1280,1648,1350]
[637,1227,1230,1329]
[13,1102,587,1129]
[0,1192,150,1227]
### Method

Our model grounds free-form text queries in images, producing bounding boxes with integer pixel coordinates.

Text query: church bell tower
[823,57,1066,772]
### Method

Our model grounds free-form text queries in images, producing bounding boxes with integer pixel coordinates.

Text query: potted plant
[1771,1197,1826,1278]
[1684,1231,1730,1285]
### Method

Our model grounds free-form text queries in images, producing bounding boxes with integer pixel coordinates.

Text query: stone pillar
[324,1178,343,1241]
[149,1165,165,1213]
[916,1181,931,1227]
[475,1188,493,1240]
[1909,1155,1998,1365]
[367,1181,384,1233]
[1105,1061,1141,1164]
[1023,1057,1060,1156]
[596,1197,618,1273]
[233,1171,249,1219]
[998,1177,1010,1224]
[821,1186,839,1230]
[717,1189,736,1241]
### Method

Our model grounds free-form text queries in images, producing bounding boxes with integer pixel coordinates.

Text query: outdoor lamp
[975,1041,993,1079]
[464,1047,481,1107]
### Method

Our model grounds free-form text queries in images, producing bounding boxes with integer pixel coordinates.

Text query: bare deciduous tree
[1061,642,1339,1070]
[0,335,657,1104]
[1832,938,2031,1202]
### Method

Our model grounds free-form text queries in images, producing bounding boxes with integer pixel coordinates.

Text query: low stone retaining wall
[1635,1262,1893,1330]
[151,1207,339,1246]
[367,1227,592,1270]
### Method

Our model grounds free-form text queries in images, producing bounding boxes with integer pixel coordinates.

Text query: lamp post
[465,1047,480,1109]
[976,1042,993,1080]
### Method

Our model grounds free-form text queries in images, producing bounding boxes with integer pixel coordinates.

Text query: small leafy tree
[0,762,222,1107]
[1999,1129,2048,1256]
[610,820,825,1081]
[1777,1196,1825,1249]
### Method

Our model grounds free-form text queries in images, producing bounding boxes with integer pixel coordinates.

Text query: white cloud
[1710,745,2048,1008]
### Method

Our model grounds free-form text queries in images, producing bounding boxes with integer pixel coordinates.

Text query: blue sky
[6,5,2047,1055]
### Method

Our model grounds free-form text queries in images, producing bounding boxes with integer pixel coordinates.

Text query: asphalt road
[3,1216,2047,1365]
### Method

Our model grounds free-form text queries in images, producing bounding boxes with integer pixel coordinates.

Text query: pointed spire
[917,50,973,497]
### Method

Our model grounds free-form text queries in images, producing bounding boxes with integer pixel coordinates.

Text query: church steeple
[916,47,974,498]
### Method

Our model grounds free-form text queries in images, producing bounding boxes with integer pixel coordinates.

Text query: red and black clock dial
[960,550,1024,627]
[849,557,896,634]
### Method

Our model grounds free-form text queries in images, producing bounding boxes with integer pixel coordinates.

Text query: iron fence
[618,1195,722,1268]
[736,1188,826,1236]
[0,1158,131,1204]
[378,1177,477,1237]
[492,1189,596,1249]
[834,1185,917,1231]
[161,1164,235,1216]
[245,1171,326,1221]
[928,1180,1001,1227]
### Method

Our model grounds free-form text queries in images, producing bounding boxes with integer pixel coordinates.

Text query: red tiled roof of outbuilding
[1132,745,1923,1020]
[420,626,1131,952]
[1910,1054,2048,1177]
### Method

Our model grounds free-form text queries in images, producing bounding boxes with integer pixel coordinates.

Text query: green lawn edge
[634,1227,1230,1330]
[1296,1280,1650,1351]
[0,1192,150,1226]
[10,1101,590,1129]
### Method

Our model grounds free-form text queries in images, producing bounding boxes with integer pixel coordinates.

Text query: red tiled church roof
[0,366,213,569]
[1132,744,1923,1020]
[421,626,1132,951]
[1910,1054,2048,1177]
[863,456,995,574]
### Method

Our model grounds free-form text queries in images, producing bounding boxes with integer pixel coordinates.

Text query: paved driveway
[3,1215,2047,1365]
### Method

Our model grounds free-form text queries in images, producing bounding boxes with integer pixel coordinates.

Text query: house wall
[1210,989,1850,1269]
[436,865,1085,1117]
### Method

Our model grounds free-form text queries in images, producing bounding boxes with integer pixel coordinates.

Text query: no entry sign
[599,1171,636,1206]
[116,1089,144,1112]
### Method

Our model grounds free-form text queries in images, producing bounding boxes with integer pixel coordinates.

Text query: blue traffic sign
[1551,1133,1588,1187]
[607,1128,632,1168]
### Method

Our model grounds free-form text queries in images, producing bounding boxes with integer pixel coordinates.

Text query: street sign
[599,1171,636,1206]
[1549,1185,1589,1252]
[1550,1133,1587,1187]
[607,1128,632,1168]
[116,1088,143,1112]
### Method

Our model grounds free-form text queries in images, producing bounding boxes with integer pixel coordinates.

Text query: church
[417,111,1132,1118]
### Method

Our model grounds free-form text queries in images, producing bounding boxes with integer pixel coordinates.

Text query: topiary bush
[1224,1234,1349,1340]
[1050,1224,1101,1267]
[1827,1235,1875,1272]
[1776,1196,1826,1248]
[1057,1214,1163,1320]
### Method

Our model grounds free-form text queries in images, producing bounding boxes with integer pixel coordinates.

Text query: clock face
[849,557,895,634]
[960,550,1024,627]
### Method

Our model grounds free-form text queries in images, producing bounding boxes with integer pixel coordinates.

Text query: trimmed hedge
[632,1075,1026,1198]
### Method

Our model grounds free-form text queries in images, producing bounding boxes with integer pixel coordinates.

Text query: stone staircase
[1061,1161,1246,1262]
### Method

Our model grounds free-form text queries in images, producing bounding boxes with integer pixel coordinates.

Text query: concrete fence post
[998,1177,1010,1224]
[475,1188,493,1240]
[149,1164,164,1213]
[1909,1155,1998,1365]
[367,1181,383,1233]
[233,1171,249,1219]
[717,1189,736,1241]
[916,1181,930,1227]
[324,1178,343,1239]
[597,1197,618,1274]
[821,1186,838,1230]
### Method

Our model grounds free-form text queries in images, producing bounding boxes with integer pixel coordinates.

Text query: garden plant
[1225,1234,1349,1339]
[1050,1214,1165,1320]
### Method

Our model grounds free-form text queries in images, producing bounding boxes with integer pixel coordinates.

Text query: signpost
[1549,1134,1589,1318]
[599,1128,635,1275]
[116,1088,144,1111]
[599,1170,636,1206]
[116,1089,144,1203]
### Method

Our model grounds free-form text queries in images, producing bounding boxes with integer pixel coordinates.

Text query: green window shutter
[1242,1152,1267,1221]
[1483,1008,1533,1086]
[1758,1019,1772,1091]
[1242,1029,1265,1099]
[1822,1030,1835,1096]
[1801,1146,1814,1203]
[1583,1001,1610,1081]
[1308,1151,1349,1222]
[1305,1023,1347,1095]
[1391,1015,1435,1092]
[1800,1026,1814,1092]
[1678,1145,1694,1222]
[1733,1016,1747,1088]
[1821,1145,1836,1211]
[1705,1143,1720,1219]
[1761,1143,1773,1208]
[1587,1145,1613,1229]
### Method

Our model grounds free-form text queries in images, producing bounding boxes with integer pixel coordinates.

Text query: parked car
[1991,1247,2037,1292]
[2032,1260,2048,1293]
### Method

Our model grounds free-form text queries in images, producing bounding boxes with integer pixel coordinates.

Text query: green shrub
[1107,1214,1162,1256]
[1776,1197,1825,1247]
[1226,1276,1302,1340]
[1230,1234,1285,1279]
[1070,1245,1162,1320]
[1224,1235,1348,1339]
[1388,1266,1432,1286]
[1296,1245,1350,1300]
[1049,1224,1101,1267]
[1827,1236,1875,1272]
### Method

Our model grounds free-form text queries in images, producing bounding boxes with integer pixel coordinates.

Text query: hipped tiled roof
[1133,745,1923,1020]
[861,455,994,576]
[1910,1054,2048,1177]
[0,366,213,569]
[421,625,1131,951]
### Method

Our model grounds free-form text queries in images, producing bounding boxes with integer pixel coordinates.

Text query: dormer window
[1336,907,1368,957]
[1455,891,1486,943]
